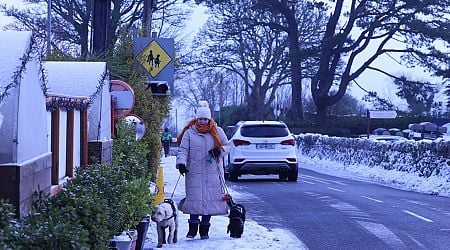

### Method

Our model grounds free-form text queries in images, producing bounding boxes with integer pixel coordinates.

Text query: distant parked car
[224,120,298,182]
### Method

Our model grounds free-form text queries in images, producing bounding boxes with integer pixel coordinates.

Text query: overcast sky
[0,0,445,112]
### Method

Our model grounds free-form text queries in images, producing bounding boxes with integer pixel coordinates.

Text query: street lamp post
[143,0,157,36]
[47,0,51,56]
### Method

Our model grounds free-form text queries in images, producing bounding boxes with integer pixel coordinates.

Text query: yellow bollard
[153,166,165,205]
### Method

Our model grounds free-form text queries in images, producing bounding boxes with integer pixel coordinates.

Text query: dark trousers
[189,214,211,224]
[162,141,170,157]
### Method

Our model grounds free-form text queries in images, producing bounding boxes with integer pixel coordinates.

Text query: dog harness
[160,199,177,222]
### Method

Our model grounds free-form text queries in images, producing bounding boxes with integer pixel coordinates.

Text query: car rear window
[240,125,289,138]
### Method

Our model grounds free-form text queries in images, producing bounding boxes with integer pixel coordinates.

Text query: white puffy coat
[176,125,229,215]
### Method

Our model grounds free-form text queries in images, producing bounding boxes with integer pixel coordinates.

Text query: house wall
[88,139,113,164]
[17,56,49,164]
[47,107,83,182]
[74,110,81,168]
[0,87,19,164]
[58,111,67,179]
[47,112,51,151]
[88,74,112,142]
[0,31,31,164]
[0,153,51,218]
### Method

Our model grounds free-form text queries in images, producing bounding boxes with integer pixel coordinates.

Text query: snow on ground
[298,155,450,197]
[143,156,306,250]
[143,151,450,249]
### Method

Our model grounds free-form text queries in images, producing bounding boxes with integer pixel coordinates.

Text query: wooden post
[366,109,371,139]
[66,110,74,178]
[80,109,88,168]
[51,109,60,185]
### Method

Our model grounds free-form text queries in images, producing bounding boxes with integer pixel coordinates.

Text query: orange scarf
[177,118,222,149]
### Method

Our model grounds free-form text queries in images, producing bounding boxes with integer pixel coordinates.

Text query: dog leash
[213,158,231,198]
[170,173,181,200]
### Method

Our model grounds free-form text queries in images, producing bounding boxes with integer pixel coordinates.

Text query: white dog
[151,199,178,248]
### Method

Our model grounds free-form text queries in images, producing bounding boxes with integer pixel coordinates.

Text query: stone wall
[88,139,113,165]
[0,153,52,217]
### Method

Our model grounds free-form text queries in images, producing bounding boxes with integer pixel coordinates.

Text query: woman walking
[176,100,228,240]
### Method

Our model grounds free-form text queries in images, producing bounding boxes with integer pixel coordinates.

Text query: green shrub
[0,120,154,249]
[108,32,170,180]
[0,199,20,249]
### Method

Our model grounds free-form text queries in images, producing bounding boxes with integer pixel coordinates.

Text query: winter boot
[186,220,199,238]
[199,223,210,240]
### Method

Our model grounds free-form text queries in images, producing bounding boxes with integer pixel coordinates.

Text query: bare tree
[311,0,450,123]
[1,0,191,58]
[184,0,291,119]
[175,68,235,113]
[251,0,328,121]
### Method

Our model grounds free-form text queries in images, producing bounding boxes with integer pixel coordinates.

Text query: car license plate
[256,143,275,149]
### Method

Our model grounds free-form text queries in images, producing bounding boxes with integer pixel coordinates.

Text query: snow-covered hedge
[296,134,450,178]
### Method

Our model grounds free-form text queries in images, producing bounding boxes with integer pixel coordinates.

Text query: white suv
[224,120,298,181]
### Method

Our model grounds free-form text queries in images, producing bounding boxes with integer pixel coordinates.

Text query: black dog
[225,195,246,238]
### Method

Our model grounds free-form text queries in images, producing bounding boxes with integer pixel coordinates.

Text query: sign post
[366,110,371,139]
[366,110,398,139]
[134,36,174,92]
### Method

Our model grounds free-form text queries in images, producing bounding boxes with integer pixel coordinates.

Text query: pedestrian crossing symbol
[136,40,172,78]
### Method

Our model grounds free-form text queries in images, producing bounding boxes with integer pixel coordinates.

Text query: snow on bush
[296,134,450,178]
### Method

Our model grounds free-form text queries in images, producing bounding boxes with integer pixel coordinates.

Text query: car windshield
[240,125,289,138]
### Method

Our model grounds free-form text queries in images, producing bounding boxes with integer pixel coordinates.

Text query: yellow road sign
[136,40,172,78]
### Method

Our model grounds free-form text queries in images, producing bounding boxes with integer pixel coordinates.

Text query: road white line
[330,180,348,186]
[361,195,383,203]
[404,232,426,249]
[356,220,405,248]
[403,210,434,222]
[302,180,316,185]
[301,175,331,184]
[404,199,450,217]
[327,187,345,192]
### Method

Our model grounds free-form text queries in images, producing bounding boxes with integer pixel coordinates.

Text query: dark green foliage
[287,115,436,137]
[113,120,150,178]
[0,199,20,249]
[0,123,153,249]
[108,31,170,179]
[394,76,438,116]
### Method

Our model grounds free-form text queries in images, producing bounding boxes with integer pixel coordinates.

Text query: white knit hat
[196,100,211,119]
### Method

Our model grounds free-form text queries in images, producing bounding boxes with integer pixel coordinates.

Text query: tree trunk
[290,55,303,121]
[316,103,328,124]
[285,3,303,122]
[247,86,271,120]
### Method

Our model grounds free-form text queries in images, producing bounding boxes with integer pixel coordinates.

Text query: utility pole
[93,0,109,56]
[47,0,51,56]
[143,0,157,36]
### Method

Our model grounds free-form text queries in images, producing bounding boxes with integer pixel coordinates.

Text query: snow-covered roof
[0,31,32,91]
[44,61,107,98]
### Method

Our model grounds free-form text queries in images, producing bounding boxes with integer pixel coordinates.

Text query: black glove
[177,164,188,175]
[208,148,222,158]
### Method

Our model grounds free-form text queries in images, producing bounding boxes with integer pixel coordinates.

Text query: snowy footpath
[143,156,306,250]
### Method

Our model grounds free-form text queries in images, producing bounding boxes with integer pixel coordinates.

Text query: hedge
[296,133,450,178]
[0,121,153,249]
